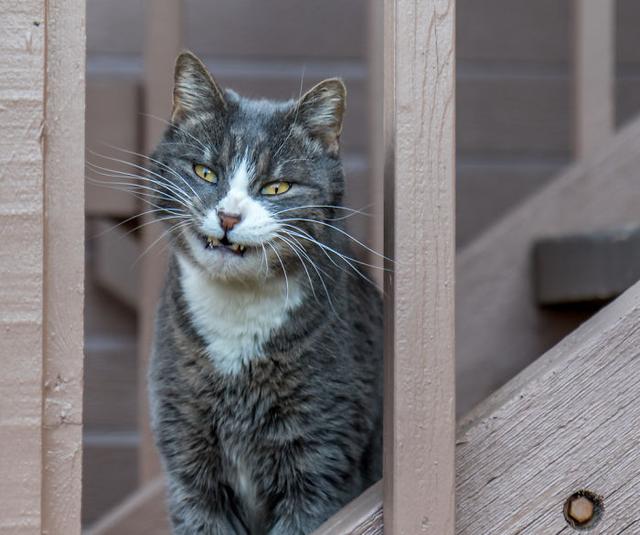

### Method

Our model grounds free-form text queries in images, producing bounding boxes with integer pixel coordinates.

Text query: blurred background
[83,0,640,531]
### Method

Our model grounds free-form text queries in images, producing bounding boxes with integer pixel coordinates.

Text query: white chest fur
[177,256,303,375]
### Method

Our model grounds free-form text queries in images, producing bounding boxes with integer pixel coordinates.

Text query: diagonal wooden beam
[456,277,640,533]
[311,482,382,535]
[457,113,640,416]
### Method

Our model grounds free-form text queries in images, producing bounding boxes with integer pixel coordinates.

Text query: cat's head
[150,51,347,282]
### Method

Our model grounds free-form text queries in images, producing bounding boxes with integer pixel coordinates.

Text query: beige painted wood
[573,0,615,158]
[138,0,183,483]
[383,0,456,533]
[313,482,383,535]
[457,278,640,533]
[42,0,86,533]
[1,0,84,532]
[0,2,46,531]
[456,114,640,416]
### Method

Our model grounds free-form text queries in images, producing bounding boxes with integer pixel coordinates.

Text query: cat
[147,51,383,535]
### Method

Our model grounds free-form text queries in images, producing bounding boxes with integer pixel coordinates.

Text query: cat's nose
[218,211,242,232]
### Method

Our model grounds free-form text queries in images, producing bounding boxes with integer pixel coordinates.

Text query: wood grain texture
[456,114,640,416]
[572,0,614,158]
[42,1,85,533]
[0,0,84,531]
[384,0,456,533]
[0,1,46,532]
[456,279,640,533]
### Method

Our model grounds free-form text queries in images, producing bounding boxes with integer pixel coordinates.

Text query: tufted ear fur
[172,51,226,122]
[296,79,346,155]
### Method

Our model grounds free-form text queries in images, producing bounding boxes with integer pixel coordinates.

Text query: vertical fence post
[138,0,184,483]
[383,0,456,533]
[42,0,85,532]
[0,2,47,531]
[0,0,85,532]
[572,0,615,159]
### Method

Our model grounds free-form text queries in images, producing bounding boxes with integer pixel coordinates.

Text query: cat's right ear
[172,51,227,122]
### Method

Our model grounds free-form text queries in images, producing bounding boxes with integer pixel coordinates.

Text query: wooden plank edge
[312,481,383,535]
[85,476,166,535]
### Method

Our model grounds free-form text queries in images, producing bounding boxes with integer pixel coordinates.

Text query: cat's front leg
[262,442,360,535]
[166,477,249,535]
[152,394,248,534]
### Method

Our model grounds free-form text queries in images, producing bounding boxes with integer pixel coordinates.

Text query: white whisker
[279,217,392,262]
[267,242,289,308]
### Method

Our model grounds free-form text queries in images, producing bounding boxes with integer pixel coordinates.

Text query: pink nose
[218,211,241,232]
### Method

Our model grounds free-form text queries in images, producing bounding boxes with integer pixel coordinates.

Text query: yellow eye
[261,181,291,196]
[193,164,217,183]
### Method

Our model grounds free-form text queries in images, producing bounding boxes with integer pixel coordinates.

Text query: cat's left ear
[296,79,346,155]
[172,51,227,122]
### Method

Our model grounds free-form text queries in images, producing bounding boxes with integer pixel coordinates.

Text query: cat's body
[148,52,383,534]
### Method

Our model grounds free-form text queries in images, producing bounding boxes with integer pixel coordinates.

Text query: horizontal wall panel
[86,79,141,217]
[617,0,640,65]
[617,78,640,128]
[93,219,140,310]
[88,0,367,60]
[457,161,562,247]
[83,440,138,526]
[457,76,570,156]
[457,0,569,64]
[185,0,367,60]
[87,0,144,56]
[84,240,138,340]
[84,336,138,432]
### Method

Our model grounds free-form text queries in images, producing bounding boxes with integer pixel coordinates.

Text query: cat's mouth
[200,234,247,256]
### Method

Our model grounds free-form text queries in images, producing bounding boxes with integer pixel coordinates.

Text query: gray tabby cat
[148,51,383,535]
